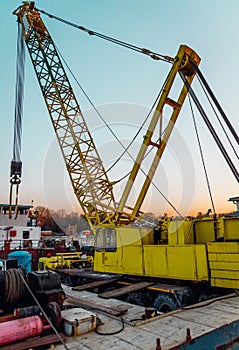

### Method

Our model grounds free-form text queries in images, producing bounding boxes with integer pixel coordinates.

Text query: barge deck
[53,285,239,350]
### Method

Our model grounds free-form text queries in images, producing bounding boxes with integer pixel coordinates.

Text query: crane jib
[12,3,201,225]
[13,2,116,226]
[12,2,238,227]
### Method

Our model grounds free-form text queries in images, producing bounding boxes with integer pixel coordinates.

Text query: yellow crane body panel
[208,242,239,289]
[94,219,239,287]
[193,219,216,243]
[144,245,208,281]
[94,226,209,281]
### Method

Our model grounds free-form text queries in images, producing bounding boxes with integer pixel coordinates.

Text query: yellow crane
[13,2,200,225]
[13,2,239,312]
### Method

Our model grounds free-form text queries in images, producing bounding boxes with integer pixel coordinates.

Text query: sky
[0,0,238,217]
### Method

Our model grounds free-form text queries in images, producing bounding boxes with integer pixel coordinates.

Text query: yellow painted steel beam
[117,45,201,220]
[13,3,116,226]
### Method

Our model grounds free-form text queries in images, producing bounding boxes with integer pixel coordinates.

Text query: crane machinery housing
[13,2,239,312]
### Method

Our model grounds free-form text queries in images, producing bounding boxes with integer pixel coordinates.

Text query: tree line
[32,206,90,234]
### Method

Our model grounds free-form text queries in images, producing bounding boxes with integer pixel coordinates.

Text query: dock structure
[52,285,239,350]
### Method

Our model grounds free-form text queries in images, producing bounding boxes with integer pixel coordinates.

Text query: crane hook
[9,161,22,219]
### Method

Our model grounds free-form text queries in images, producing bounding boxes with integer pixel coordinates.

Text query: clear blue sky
[0,0,238,216]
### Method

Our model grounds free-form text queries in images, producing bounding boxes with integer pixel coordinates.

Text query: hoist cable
[36,7,183,217]
[116,124,166,183]
[117,108,167,183]
[13,22,25,163]
[35,7,186,217]
[56,46,138,168]
[106,78,168,177]
[19,273,70,350]
[180,72,239,183]
[37,8,174,64]
[195,72,239,160]
[57,44,167,177]
[105,95,161,176]
[195,65,239,146]
[58,47,182,216]
[188,96,216,215]
[151,182,184,219]
[9,22,25,219]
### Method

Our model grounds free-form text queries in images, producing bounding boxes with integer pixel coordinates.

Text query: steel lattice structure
[14,3,116,226]
[13,3,201,227]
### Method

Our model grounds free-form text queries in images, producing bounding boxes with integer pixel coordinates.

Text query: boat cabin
[0,204,41,249]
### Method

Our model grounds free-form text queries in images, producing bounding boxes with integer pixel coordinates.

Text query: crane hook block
[10,161,22,184]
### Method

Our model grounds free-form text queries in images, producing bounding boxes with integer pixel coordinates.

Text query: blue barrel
[8,251,32,273]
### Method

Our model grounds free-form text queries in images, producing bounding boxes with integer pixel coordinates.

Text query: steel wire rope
[150,181,184,219]
[5,270,15,305]
[195,65,239,146]
[17,6,239,214]
[38,7,184,218]
[19,273,70,350]
[36,6,176,180]
[13,22,25,164]
[102,89,164,178]
[4,269,26,306]
[188,95,216,215]
[9,270,18,305]
[180,72,239,183]
[37,8,174,64]
[57,47,184,218]
[116,121,168,183]
[195,71,239,160]
[10,22,25,219]
[56,47,136,168]
[56,45,166,177]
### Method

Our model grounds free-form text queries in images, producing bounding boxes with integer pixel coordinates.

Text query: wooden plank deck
[99,281,154,299]
[65,292,128,317]
[72,277,119,291]
[0,333,66,350]
[54,287,239,350]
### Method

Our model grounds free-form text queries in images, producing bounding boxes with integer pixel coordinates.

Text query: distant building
[65,224,78,237]
[0,204,41,249]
